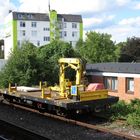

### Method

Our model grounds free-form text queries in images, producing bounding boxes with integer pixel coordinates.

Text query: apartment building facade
[4,10,83,59]
[86,63,140,102]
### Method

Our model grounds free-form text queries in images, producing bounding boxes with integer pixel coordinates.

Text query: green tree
[115,42,126,62]
[75,39,85,56]
[119,37,140,62]
[76,31,117,63]
[0,40,80,87]
[0,41,39,87]
[37,40,79,85]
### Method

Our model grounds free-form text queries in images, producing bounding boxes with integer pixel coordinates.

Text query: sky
[1,0,140,43]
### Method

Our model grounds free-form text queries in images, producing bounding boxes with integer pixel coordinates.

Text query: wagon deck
[2,88,119,110]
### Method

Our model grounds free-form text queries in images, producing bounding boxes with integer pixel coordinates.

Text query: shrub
[109,100,133,120]
[127,113,140,127]
[108,99,140,128]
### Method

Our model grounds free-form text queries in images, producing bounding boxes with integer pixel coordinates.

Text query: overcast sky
[1,0,140,43]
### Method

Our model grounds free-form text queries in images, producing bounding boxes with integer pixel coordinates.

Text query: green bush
[128,99,140,127]
[109,100,133,120]
[109,99,140,128]
[127,113,140,127]
[130,99,140,111]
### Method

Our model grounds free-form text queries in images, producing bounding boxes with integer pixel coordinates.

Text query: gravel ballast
[0,100,127,140]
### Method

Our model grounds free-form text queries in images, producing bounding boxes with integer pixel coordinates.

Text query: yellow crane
[58,58,108,101]
[58,58,83,97]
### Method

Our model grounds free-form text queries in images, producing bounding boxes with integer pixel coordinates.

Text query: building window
[59,31,67,38]
[27,14,33,19]
[72,31,77,37]
[72,23,77,28]
[70,41,72,46]
[18,40,20,46]
[104,77,111,89]
[63,23,67,28]
[20,21,25,27]
[20,30,26,36]
[31,31,37,37]
[31,22,37,27]
[104,77,118,91]
[59,23,67,29]
[111,77,118,91]
[44,36,50,41]
[18,14,23,19]
[43,28,50,31]
[126,78,134,93]
[59,23,63,29]
[60,32,63,38]
[64,31,67,37]
[37,41,40,46]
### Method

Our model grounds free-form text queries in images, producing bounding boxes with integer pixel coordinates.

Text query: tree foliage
[115,42,126,62]
[0,32,120,87]
[37,40,79,85]
[0,40,79,87]
[0,41,39,87]
[119,37,140,62]
[76,31,117,63]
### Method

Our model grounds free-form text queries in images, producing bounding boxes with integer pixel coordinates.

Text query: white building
[4,10,83,59]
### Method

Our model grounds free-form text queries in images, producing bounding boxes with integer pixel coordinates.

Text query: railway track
[0,98,139,140]
[0,119,49,140]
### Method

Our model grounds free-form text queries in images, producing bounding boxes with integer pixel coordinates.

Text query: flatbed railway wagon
[0,58,119,114]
